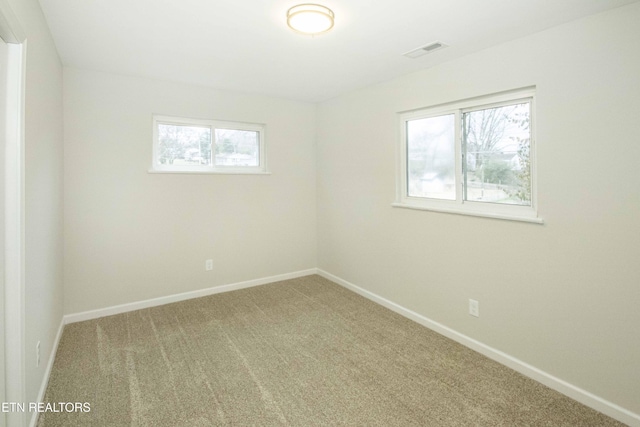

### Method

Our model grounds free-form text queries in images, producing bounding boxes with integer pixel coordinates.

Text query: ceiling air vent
[403,41,448,59]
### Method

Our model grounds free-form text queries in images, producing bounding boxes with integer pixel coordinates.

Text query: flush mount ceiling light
[287,4,334,35]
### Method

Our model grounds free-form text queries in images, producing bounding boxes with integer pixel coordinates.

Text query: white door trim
[0,1,26,425]
[4,41,26,427]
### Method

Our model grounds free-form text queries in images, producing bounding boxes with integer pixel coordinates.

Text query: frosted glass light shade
[287,4,334,35]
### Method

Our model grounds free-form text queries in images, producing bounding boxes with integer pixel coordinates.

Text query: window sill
[391,202,544,224]
[148,169,271,175]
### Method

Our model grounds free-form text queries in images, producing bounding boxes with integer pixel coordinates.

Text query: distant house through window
[151,115,267,174]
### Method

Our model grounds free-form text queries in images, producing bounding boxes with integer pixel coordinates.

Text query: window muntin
[397,88,540,223]
[152,115,266,174]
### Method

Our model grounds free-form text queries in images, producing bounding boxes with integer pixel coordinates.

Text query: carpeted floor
[39,275,625,426]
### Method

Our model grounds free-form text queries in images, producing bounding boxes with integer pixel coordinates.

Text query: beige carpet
[39,275,624,426]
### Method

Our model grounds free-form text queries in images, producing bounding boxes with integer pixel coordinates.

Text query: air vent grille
[403,41,448,59]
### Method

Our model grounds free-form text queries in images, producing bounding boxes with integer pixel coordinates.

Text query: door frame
[0,1,25,426]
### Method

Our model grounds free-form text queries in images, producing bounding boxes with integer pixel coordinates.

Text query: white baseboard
[29,318,65,427]
[317,269,640,427]
[64,269,318,324]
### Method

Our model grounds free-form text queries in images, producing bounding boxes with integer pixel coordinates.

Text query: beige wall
[63,68,317,314]
[317,3,640,416]
[7,0,64,413]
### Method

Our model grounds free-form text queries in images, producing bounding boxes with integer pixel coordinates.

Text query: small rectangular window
[151,115,267,174]
[395,88,541,223]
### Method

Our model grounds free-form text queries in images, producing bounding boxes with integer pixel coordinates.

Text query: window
[395,88,541,223]
[151,115,267,174]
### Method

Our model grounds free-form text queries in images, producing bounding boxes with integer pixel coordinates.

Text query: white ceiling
[38,0,638,103]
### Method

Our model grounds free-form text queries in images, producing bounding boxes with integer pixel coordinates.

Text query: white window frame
[393,87,542,224]
[150,115,268,174]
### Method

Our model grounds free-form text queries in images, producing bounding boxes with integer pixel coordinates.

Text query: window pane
[157,124,212,166]
[407,114,455,200]
[463,102,531,205]
[214,129,260,167]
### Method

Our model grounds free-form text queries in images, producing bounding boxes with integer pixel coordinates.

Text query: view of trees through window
[463,102,531,205]
[157,124,260,167]
[158,123,212,166]
[407,100,531,206]
[214,129,259,167]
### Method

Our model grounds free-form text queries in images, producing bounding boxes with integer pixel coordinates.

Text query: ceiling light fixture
[287,4,334,35]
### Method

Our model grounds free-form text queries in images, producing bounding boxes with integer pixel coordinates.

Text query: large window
[151,115,267,174]
[395,88,541,223]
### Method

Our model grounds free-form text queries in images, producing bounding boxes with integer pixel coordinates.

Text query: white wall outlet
[36,341,41,367]
[469,299,479,317]
[205,259,213,271]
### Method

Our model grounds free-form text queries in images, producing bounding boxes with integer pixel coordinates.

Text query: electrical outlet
[469,299,479,317]
[205,259,213,271]
[36,341,41,367]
